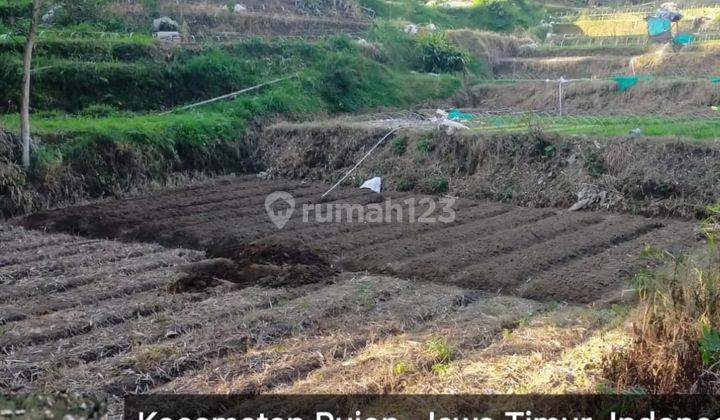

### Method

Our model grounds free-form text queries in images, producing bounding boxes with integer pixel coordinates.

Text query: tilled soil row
[1,177,701,396]
[17,178,699,303]
[1,285,294,392]
[9,276,467,396]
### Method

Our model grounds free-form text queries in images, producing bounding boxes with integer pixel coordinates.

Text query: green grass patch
[0,37,158,61]
[1,34,463,113]
[0,47,459,213]
[469,115,720,140]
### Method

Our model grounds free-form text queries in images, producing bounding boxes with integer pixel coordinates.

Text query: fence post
[558,77,565,117]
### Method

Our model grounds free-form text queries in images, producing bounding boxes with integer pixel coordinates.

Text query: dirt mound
[172,238,336,292]
[207,238,330,267]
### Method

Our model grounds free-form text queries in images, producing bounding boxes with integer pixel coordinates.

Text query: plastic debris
[360,177,382,193]
[674,33,696,45]
[234,3,247,13]
[448,108,474,121]
[404,24,418,35]
[431,110,468,134]
[614,75,651,92]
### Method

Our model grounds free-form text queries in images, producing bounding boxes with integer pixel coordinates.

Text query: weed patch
[604,236,720,393]
[421,174,449,194]
[391,136,408,156]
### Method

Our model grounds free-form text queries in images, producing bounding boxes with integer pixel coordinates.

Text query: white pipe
[159,73,298,115]
[320,126,403,199]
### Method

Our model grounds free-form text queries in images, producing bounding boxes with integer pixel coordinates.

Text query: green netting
[490,117,506,126]
[711,77,720,84]
[448,108,474,121]
[674,33,696,45]
[614,76,638,91]
[614,75,651,92]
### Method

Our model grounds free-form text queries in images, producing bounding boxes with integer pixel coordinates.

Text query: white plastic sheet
[360,177,382,193]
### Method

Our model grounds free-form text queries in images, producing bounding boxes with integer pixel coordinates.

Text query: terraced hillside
[3,0,720,409]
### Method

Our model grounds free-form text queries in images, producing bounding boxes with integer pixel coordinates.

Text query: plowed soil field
[1,176,699,400]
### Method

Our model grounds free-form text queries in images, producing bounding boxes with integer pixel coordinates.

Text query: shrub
[529,136,555,160]
[394,175,416,191]
[584,150,606,177]
[391,136,407,155]
[416,138,433,154]
[315,51,398,112]
[421,174,449,194]
[329,34,355,51]
[426,337,453,373]
[417,32,468,73]
[0,0,32,24]
[469,0,543,32]
[51,0,107,27]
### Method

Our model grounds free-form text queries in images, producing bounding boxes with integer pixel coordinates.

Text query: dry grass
[447,29,534,66]
[468,78,720,116]
[572,7,720,36]
[273,296,540,393]
[263,120,720,218]
[423,305,625,393]
[604,242,720,393]
[496,48,720,78]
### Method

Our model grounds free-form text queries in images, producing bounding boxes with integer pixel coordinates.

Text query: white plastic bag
[360,177,382,193]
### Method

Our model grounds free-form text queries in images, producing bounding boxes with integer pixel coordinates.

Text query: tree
[20,0,43,169]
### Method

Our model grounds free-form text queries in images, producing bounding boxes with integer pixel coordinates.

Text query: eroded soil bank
[4,121,720,220]
[261,122,720,218]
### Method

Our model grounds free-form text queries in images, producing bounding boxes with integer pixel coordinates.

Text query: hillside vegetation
[0,0,547,216]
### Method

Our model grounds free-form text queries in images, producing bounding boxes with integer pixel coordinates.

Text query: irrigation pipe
[159,73,298,115]
[320,126,404,199]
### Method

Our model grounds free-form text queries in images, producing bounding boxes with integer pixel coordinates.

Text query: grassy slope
[471,115,720,140]
[0,34,460,207]
[0,11,478,215]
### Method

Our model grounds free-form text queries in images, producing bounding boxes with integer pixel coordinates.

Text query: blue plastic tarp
[647,17,671,37]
